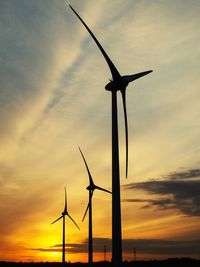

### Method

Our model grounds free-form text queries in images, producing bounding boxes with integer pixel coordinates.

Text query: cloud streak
[123,168,200,216]
[30,237,200,257]
[1,0,200,262]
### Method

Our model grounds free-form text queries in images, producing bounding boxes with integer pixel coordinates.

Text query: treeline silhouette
[1,258,200,267]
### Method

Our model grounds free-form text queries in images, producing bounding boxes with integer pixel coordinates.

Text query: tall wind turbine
[79,147,111,265]
[69,5,152,265]
[52,188,79,264]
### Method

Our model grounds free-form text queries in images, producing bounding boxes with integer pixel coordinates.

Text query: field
[1,258,200,267]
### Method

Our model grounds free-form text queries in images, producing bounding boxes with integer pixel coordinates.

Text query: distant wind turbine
[69,5,152,265]
[51,188,79,264]
[79,147,111,265]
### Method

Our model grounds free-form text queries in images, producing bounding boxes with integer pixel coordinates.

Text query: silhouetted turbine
[69,5,152,265]
[51,187,79,264]
[79,147,111,265]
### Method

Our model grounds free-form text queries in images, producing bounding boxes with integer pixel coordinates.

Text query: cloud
[164,169,200,180]
[0,0,87,162]
[0,163,14,187]
[30,237,200,257]
[123,168,200,216]
[29,238,111,254]
[1,0,200,262]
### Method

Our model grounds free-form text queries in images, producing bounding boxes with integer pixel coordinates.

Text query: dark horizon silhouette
[79,147,111,265]
[1,0,200,263]
[69,4,152,266]
[1,258,200,267]
[51,188,79,264]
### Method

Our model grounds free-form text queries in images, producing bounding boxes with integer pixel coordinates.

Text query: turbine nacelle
[105,78,128,92]
[86,184,95,191]
[105,70,153,92]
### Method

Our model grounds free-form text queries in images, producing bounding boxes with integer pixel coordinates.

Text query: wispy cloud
[123,168,200,216]
[30,237,200,257]
[1,0,200,262]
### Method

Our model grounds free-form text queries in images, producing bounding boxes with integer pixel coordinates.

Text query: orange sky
[1,0,200,263]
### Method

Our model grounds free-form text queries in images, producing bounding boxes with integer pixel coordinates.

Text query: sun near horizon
[1,0,200,263]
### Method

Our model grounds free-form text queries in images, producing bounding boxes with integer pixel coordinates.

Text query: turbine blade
[67,214,80,230]
[64,187,67,212]
[121,89,128,178]
[82,191,93,222]
[82,201,90,222]
[123,70,152,83]
[95,185,112,194]
[69,5,121,81]
[79,147,94,186]
[51,215,63,224]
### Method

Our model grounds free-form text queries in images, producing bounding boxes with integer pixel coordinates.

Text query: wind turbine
[69,5,152,265]
[52,188,79,264]
[79,147,111,265]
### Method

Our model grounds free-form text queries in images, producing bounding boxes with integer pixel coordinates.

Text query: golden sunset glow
[0,0,200,263]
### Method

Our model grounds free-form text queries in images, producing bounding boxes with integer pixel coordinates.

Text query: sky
[0,0,200,263]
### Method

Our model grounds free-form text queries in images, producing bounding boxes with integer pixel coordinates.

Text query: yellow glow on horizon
[51,251,59,255]
[1,0,200,263]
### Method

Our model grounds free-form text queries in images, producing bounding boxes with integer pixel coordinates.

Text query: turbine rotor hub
[105,78,128,92]
[87,185,95,191]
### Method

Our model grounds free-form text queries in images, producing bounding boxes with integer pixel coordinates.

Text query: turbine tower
[79,147,111,265]
[69,5,152,265]
[51,188,79,264]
